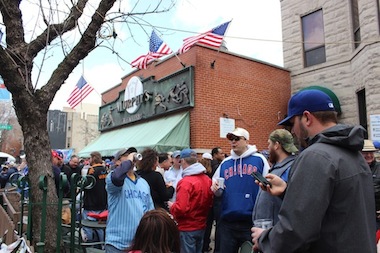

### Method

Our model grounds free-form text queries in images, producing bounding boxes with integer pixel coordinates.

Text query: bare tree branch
[27,0,89,58]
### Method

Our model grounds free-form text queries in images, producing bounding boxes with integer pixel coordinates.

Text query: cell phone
[251,171,272,187]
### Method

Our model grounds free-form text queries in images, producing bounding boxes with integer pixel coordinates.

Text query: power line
[122,20,380,45]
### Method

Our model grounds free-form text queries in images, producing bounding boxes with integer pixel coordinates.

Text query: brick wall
[102,45,291,154]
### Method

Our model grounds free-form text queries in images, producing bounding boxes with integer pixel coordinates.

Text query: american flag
[131,30,173,69]
[178,21,231,54]
[67,76,94,109]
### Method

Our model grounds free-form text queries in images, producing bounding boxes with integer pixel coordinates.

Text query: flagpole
[92,88,107,105]
[174,53,186,68]
[81,62,84,110]
[211,19,233,68]
[80,73,106,105]
[154,30,186,68]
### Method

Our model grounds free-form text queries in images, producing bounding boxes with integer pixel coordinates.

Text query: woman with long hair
[128,209,180,253]
[136,148,174,210]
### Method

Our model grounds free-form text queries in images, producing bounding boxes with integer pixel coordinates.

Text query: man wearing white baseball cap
[211,127,270,253]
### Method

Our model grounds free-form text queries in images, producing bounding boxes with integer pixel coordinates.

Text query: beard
[268,148,279,164]
[297,121,309,150]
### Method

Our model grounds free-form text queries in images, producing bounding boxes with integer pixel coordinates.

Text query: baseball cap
[56,150,64,160]
[278,89,335,126]
[362,140,378,152]
[114,148,128,161]
[114,147,137,160]
[226,127,250,140]
[374,141,380,150]
[180,148,197,159]
[269,129,298,154]
[202,153,212,160]
[171,150,181,158]
[52,150,63,160]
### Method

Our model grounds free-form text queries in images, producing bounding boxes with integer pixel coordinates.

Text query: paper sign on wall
[220,118,235,138]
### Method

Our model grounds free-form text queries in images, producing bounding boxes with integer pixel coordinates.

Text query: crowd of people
[2,88,380,253]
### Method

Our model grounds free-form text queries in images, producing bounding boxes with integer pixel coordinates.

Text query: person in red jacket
[168,148,213,253]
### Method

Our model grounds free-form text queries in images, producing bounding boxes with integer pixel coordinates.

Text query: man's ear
[303,111,313,126]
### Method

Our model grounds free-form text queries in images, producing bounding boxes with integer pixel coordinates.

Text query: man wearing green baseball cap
[252,129,298,225]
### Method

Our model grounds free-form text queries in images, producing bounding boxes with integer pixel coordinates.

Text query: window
[357,89,368,137]
[351,0,361,48]
[302,10,326,67]
[49,120,54,132]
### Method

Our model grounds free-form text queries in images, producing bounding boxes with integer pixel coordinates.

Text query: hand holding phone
[251,171,272,187]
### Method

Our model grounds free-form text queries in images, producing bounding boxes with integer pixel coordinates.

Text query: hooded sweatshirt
[170,162,213,231]
[213,145,270,222]
[259,124,376,253]
[252,155,296,224]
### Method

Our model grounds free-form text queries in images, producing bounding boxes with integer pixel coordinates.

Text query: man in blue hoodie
[211,128,270,253]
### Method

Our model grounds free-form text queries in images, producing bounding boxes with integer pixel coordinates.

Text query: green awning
[301,85,342,115]
[78,112,190,157]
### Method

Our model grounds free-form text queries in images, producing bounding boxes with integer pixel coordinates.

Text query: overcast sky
[21,0,283,110]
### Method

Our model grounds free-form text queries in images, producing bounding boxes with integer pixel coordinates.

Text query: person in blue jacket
[211,127,270,253]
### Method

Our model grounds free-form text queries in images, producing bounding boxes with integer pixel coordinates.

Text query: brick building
[78,45,291,157]
[280,0,380,139]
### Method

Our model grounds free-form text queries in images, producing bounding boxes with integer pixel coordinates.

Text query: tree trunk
[14,98,59,252]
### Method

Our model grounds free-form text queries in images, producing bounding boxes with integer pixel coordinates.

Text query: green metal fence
[11,172,99,253]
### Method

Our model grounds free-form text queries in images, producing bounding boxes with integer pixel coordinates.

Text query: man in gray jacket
[252,89,376,253]
[252,129,298,225]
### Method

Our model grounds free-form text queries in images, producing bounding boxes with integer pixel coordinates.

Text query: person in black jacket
[0,163,17,188]
[82,151,107,243]
[136,148,174,211]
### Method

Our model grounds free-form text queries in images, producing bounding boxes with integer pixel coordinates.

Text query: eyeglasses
[228,136,242,142]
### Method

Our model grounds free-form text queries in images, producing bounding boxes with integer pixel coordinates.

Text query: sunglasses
[228,136,243,142]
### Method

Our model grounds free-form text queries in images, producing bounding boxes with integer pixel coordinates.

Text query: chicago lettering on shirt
[223,164,257,179]
[124,189,150,203]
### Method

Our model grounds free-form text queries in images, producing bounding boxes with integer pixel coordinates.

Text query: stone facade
[280,0,380,137]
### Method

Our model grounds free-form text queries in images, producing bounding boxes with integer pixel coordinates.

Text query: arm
[111,160,133,187]
[258,152,335,252]
[170,180,191,219]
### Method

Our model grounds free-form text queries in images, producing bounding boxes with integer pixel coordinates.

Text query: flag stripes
[67,76,94,109]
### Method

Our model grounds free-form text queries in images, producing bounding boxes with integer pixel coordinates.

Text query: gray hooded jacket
[252,155,296,224]
[259,124,376,253]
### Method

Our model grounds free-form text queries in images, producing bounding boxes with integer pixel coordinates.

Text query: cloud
[40,0,284,109]
[172,0,283,65]
[50,62,124,110]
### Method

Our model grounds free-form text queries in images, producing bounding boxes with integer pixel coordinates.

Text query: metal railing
[6,172,97,253]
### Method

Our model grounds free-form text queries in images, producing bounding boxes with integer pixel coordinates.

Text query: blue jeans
[180,230,205,253]
[218,219,252,253]
[82,209,105,242]
[105,244,125,253]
